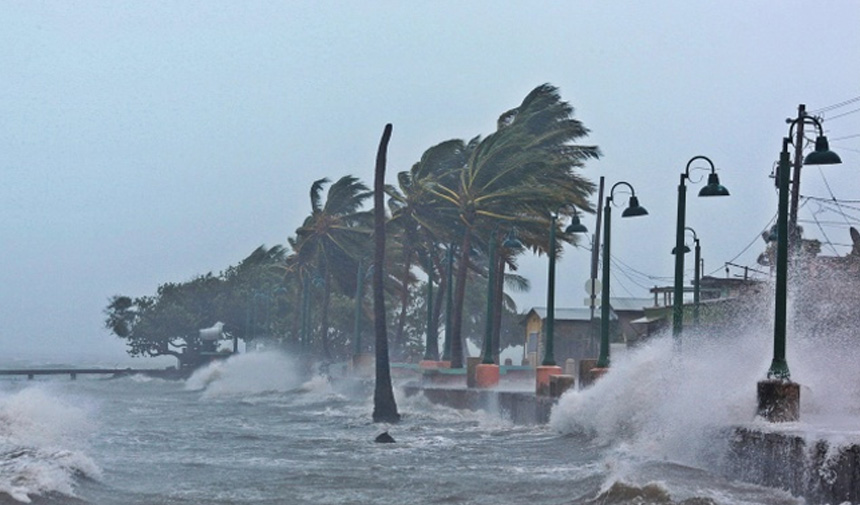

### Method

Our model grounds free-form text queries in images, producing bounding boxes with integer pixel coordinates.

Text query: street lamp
[758,114,840,422]
[672,227,701,326]
[673,156,729,339]
[596,182,648,371]
[353,259,370,355]
[543,209,588,367]
[423,256,439,363]
[441,244,455,366]
[534,210,587,395]
[477,228,522,388]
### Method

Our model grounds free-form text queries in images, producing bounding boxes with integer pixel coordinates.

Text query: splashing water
[185,350,306,399]
[550,279,860,502]
[0,386,100,502]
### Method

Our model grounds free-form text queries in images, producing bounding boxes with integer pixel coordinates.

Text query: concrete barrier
[726,427,860,504]
[549,374,575,398]
[401,384,554,425]
[466,357,481,388]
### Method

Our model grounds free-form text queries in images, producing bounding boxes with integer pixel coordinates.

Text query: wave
[0,387,99,503]
[184,351,305,399]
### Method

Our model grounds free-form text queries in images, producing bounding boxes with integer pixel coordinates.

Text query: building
[522,297,654,367]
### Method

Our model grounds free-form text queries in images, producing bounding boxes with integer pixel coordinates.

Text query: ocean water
[1,335,858,505]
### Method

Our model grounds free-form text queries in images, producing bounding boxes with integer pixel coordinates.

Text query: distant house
[522,297,654,367]
[634,276,767,337]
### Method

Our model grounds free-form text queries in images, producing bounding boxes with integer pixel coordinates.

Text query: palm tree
[287,175,373,360]
[386,140,468,358]
[373,123,400,424]
[431,84,599,368]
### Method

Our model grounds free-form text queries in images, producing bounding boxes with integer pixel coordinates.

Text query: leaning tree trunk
[373,123,400,424]
[449,229,473,369]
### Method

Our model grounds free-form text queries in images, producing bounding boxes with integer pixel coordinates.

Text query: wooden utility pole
[788,103,806,248]
[588,176,605,356]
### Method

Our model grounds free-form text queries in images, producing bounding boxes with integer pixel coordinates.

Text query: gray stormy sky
[1,1,859,363]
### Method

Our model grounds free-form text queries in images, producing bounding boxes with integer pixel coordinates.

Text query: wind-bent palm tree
[431,84,599,368]
[386,140,468,358]
[287,175,372,360]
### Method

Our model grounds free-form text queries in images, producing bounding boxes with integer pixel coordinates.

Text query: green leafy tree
[431,84,599,368]
[385,139,468,358]
[287,175,373,360]
[105,274,226,369]
[105,246,288,368]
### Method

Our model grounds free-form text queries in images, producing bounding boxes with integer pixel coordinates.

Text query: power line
[706,214,777,276]
[826,108,860,121]
[810,95,860,114]
[831,133,860,141]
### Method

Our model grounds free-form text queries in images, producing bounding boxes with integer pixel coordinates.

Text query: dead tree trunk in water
[372,123,401,424]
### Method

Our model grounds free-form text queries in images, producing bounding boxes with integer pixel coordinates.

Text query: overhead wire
[831,133,860,142]
[825,108,860,121]
[809,95,860,115]
[705,214,778,276]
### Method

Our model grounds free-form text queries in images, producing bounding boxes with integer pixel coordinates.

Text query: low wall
[401,384,554,425]
[725,427,860,504]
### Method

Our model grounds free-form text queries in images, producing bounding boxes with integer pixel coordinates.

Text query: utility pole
[788,103,806,249]
[589,176,605,356]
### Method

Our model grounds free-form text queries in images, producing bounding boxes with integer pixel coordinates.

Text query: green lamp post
[672,227,701,326]
[482,228,522,365]
[673,156,729,339]
[441,244,454,364]
[758,114,840,422]
[597,182,648,369]
[542,209,588,367]
[769,116,841,381]
[423,256,439,362]
[353,259,368,355]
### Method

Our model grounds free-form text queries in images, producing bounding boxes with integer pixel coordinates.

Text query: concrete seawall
[725,427,860,504]
[402,381,860,505]
[401,384,554,425]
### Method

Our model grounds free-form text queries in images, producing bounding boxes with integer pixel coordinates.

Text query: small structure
[522,297,652,367]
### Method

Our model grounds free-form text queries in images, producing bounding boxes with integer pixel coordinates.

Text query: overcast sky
[2,1,859,363]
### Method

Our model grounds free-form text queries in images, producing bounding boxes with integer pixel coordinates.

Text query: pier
[0,368,181,380]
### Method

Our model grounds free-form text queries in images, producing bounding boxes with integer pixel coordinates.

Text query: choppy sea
[2,329,860,504]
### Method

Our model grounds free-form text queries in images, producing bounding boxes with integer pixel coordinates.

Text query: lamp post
[758,114,841,422]
[477,228,522,388]
[421,256,439,364]
[673,156,729,339]
[543,209,589,367]
[534,208,588,395]
[353,259,366,355]
[440,244,455,367]
[691,230,701,326]
[595,182,649,372]
[352,260,375,375]
[672,227,701,326]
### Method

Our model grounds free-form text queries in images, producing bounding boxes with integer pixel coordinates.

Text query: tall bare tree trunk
[373,123,400,424]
